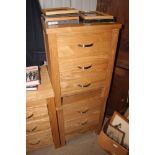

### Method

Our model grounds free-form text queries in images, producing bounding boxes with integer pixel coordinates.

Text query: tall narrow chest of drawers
[42,22,122,146]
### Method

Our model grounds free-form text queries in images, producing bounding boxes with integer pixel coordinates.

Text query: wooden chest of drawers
[42,22,122,146]
[26,66,60,151]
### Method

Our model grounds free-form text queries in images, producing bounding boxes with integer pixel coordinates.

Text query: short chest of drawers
[26,66,60,151]
[42,22,122,146]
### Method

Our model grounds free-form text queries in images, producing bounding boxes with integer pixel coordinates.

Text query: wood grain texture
[26,129,53,152]
[64,113,100,135]
[56,109,66,146]
[46,34,62,107]
[42,21,122,145]
[26,103,49,122]
[47,98,61,148]
[26,117,51,135]
[97,29,120,133]
[62,90,102,121]
[26,66,61,150]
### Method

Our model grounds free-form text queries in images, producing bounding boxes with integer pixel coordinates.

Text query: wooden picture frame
[80,11,114,20]
[110,111,129,148]
[106,124,125,144]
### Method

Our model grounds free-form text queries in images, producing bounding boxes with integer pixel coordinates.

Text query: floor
[27,132,109,155]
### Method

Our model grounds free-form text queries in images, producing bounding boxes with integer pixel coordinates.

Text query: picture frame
[106,124,125,144]
[110,111,129,148]
[79,11,114,20]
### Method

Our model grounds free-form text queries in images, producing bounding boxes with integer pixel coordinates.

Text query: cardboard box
[97,131,128,155]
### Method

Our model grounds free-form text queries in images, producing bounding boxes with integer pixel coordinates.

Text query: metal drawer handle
[77,108,89,114]
[80,120,88,126]
[78,83,91,88]
[78,43,93,48]
[26,113,33,119]
[78,65,92,70]
[112,144,119,148]
[26,126,37,133]
[29,140,40,145]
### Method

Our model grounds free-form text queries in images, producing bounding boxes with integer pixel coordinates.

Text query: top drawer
[57,31,112,60]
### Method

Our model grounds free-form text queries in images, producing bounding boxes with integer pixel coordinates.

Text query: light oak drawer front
[57,31,112,59]
[63,90,102,121]
[26,117,50,135]
[59,56,109,73]
[27,99,47,108]
[65,125,97,141]
[60,76,105,96]
[26,129,52,152]
[26,104,48,122]
[64,113,100,135]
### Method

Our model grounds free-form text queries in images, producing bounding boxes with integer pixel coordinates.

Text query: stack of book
[41,7,80,26]
[26,66,40,91]
[79,11,115,24]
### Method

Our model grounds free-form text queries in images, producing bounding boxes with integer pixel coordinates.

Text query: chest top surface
[26,65,54,102]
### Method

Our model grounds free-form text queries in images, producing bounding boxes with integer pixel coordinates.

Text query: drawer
[65,127,97,141]
[97,131,128,155]
[64,112,100,135]
[26,104,48,122]
[26,117,51,135]
[57,31,112,59]
[60,76,105,96]
[63,90,102,121]
[26,129,53,152]
[27,99,47,108]
[59,56,109,73]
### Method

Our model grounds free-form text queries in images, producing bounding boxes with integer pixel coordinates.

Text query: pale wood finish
[26,104,49,122]
[97,131,128,155]
[42,22,121,145]
[47,98,61,148]
[26,66,61,150]
[97,29,120,133]
[64,113,100,135]
[60,76,106,96]
[63,90,102,121]
[42,7,79,16]
[43,15,79,22]
[56,108,66,146]
[57,32,112,59]
[26,129,53,152]
[46,34,62,107]
[65,126,97,141]
[59,56,109,73]
[26,117,50,135]
[26,99,47,108]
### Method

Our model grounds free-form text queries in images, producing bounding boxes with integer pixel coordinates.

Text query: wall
[39,0,97,11]
[97,0,129,54]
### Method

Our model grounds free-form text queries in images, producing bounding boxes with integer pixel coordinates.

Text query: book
[42,7,79,16]
[26,66,40,87]
[26,85,38,91]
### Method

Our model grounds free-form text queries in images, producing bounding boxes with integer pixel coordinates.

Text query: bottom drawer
[64,113,100,135]
[65,124,97,141]
[97,131,128,155]
[26,129,53,152]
